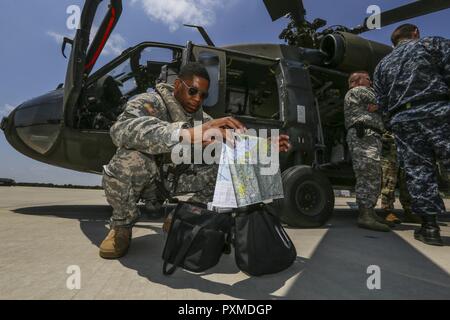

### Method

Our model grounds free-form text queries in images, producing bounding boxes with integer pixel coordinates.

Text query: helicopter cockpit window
[106,59,136,96]
[78,57,137,130]
[139,47,181,86]
[77,44,183,130]
[197,51,220,108]
[138,47,174,64]
[14,93,63,154]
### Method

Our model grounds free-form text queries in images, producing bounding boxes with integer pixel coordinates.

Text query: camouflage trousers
[380,133,412,212]
[102,148,218,227]
[347,128,382,209]
[392,116,450,216]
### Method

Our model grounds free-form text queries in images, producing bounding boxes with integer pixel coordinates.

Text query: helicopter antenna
[183,24,215,47]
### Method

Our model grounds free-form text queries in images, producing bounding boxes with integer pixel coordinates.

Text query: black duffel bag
[233,203,297,276]
[162,202,232,275]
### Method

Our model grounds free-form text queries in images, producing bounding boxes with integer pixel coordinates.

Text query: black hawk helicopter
[2,0,449,227]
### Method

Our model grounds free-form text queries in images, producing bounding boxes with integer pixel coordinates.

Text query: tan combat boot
[373,209,395,227]
[385,211,402,224]
[162,214,173,233]
[99,227,132,259]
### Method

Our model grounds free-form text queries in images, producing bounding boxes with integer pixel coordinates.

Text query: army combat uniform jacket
[108,83,212,162]
[103,83,217,227]
[344,86,384,209]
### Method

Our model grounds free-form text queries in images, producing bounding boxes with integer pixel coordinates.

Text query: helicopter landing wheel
[275,165,334,228]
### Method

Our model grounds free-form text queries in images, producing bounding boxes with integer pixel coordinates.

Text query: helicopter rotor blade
[353,0,450,34]
[262,0,306,23]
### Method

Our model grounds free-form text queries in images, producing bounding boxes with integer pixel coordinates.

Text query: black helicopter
[2,0,449,227]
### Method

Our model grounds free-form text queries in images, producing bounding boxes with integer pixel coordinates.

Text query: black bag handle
[163,223,204,275]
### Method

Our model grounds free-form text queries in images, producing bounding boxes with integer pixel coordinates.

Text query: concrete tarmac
[0,186,449,299]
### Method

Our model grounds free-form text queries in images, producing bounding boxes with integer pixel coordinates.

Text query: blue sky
[0,0,449,185]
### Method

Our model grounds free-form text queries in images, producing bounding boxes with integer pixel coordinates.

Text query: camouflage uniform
[380,131,412,212]
[374,36,450,217]
[344,86,384,209]
[103,83,217,227]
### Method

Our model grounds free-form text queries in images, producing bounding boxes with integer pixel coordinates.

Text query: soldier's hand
[368,104,379,113]
[203,117,246,133]
[269,134,291,152]
[180,117,247,145]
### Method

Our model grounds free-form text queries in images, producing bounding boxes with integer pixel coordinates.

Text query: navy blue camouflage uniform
[373,36,450,217]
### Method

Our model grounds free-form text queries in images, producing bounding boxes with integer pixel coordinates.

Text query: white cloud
[130,0,232,32]
[88,25,127,56]
[46,31,66,44]
[46,27,126,57]
[102,33,126,56]
[0,104,15,118]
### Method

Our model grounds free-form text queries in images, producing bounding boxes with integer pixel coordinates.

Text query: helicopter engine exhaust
[320,32,392,74]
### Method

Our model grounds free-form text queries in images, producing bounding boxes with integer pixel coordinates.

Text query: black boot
[402,209,422,224]
[357,208,391,232]
[414,215,443,246]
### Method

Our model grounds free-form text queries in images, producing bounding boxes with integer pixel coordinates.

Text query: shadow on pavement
[13,205,306,299]
[286,209,450,299]
[13,205,450,299]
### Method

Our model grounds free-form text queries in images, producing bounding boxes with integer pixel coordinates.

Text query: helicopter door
[63,0,122,127]
[191,46,226,118]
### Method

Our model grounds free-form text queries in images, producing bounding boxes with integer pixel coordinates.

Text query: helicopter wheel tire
[275,165,334,228]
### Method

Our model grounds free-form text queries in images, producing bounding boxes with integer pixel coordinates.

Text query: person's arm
[344,89,360,112]
[436,37,450,86]
[110,95,186,154]
[372,64,391,128]
[373,64,388,115]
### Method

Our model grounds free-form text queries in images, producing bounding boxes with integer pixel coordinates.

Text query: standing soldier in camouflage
[99,63,247,259]
[374,24,450,246]
[344,71,391,232]
[380,131,421,224]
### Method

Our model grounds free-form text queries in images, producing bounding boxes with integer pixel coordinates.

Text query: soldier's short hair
[391,24,419,46]
[178,62,210,83]
[348,71,369,87]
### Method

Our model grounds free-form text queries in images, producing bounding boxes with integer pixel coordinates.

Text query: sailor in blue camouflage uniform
[99,63,248,259]
[373,24,450,246]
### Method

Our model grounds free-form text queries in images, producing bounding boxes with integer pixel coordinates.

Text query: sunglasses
[180,79,209,100]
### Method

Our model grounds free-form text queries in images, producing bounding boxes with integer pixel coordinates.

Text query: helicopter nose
[2,89,63,155]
